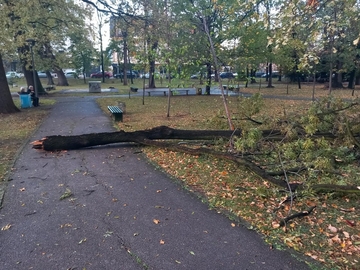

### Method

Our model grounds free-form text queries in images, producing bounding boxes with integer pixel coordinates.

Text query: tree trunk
[46,71,55,85]
[56,70,69,86]
[148,41,158,89]
[355,75,360,85]
[333,72,344,88]
[0,53,20,114]
[123,31,128,86]
[33,124,357,151]
[32,125,360,195]
[266,63,274,88]
[347,69,355,89]
[205,62,211,95]
[128,49,134,85]
[54,66,69,86]
[32,126,243,151]
[23,66,46,95]
[250,69,256,83]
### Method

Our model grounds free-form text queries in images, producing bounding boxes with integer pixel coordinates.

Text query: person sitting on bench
[27,85,39,107]
[19,87,28,95]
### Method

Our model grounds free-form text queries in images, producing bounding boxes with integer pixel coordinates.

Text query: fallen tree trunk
[32,126,243,151]
[32,125,360,195]
[32,125,355,152]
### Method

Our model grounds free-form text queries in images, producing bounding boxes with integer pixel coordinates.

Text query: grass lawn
[0,98,55,182]
[2,79,360,270]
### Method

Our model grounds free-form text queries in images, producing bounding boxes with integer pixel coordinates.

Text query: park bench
[107,106,123,122]
[146,90,167,96]
[170,88,192,95]
[45,85,56,91]
[223,85,240,92]
[146,88,192,96]
[130,87,138,92]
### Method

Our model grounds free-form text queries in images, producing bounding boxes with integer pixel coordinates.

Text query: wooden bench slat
[107,106,123,121]
[108,106,123,113]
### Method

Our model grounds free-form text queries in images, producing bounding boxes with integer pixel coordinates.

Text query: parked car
[65,71,78,78]
[37,71,48,78]
[255,72,265,77]
[190,72,204,79]
[115,71,138,79]
[6,71,22,79]
[141,72,161,79]
[90,71,112,78]
[261,72,279,78]
[219,72,234,79]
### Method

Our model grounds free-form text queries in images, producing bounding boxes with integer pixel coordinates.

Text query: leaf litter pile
[110,94,360,269]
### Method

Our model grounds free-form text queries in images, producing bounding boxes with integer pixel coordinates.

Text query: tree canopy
[1,0,360,114]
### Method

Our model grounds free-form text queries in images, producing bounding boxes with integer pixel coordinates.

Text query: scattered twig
[280,206,316,227]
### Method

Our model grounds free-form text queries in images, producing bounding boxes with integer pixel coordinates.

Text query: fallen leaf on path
[344,220,356,227]
[331,234,341,243]
[272,221,280,228]
[1,224,12,231]
[328,224,338,233]
[153,219,160,224]
[60,188,72,200]
[78,238,87,244]
[104,231,113,237]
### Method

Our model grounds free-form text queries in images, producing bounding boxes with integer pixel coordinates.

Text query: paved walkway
[0,96,312,269]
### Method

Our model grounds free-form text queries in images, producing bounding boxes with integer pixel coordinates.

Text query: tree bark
[0,53,20,114]
[148,41,158,89]
[55,67,69,86]
[32,126,243,151]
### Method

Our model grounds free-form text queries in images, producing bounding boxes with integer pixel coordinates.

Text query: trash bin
[89,81,101,93]
[19,94,32,108]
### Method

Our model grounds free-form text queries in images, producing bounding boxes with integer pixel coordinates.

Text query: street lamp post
[26,39,38,102]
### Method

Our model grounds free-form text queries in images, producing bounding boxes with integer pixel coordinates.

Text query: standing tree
[0,53,20,113]
[69,32,95,83]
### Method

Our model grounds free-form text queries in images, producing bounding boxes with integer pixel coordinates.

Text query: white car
[6,71,22,79]
[65,71,78,78]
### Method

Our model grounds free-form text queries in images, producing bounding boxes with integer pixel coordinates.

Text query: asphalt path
[0,96,312,269]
